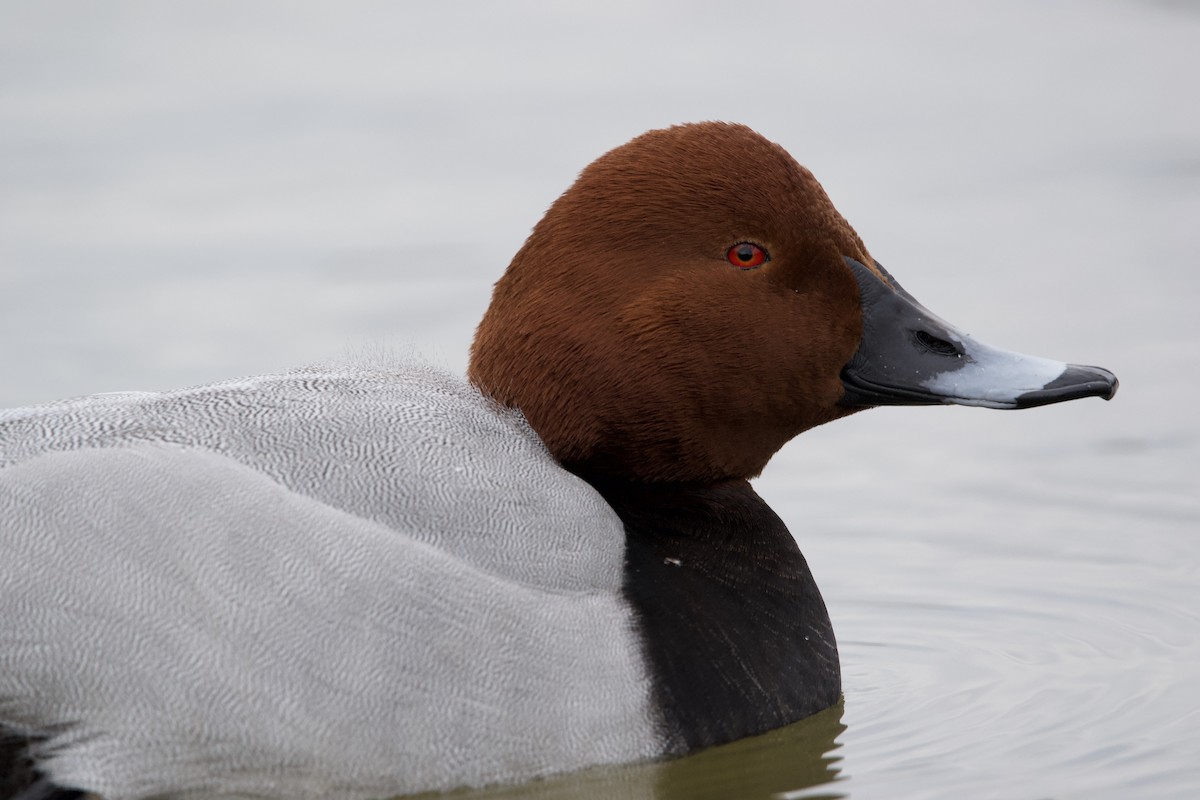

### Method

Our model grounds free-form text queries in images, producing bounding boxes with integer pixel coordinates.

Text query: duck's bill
[839,258,1118,410]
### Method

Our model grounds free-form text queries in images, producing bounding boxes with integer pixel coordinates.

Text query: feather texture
[0,362,658,799]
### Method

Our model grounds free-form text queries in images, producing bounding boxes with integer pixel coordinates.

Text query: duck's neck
[580,475,841,753]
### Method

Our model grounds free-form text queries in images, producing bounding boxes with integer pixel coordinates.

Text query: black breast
[587,477,841,754]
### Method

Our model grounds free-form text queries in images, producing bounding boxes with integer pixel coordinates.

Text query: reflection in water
[405,700,847,800]
[652,700,846,800]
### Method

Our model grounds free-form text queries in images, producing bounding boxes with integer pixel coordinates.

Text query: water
[2,2,1198,798]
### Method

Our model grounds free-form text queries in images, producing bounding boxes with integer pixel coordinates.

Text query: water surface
[2,2,1197,798]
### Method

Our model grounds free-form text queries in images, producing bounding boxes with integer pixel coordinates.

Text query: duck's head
[469,122,1117,484]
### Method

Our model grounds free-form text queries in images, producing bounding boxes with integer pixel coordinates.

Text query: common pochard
[0,122,1117,800]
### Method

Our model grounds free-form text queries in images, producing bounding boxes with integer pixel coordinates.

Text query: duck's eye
[727,242,769,269]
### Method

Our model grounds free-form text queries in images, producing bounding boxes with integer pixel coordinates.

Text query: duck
[0,122,1117,800]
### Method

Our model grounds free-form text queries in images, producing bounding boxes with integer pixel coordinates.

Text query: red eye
[726,242,769,269]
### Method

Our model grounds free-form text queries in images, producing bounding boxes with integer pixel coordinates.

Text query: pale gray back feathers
[0,362,660,799]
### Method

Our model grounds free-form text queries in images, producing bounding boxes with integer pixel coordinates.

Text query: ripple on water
[832,558,1200,800]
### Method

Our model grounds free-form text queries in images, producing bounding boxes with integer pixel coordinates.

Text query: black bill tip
[1013,364,1119,409]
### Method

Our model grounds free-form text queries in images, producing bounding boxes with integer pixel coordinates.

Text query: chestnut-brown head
[469,122,1119,484]
[469,122,873,483]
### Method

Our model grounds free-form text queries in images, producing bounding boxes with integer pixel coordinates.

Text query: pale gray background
[2,2,1197,798]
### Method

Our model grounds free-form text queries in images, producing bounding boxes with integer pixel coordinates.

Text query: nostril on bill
[913,330,959,356]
